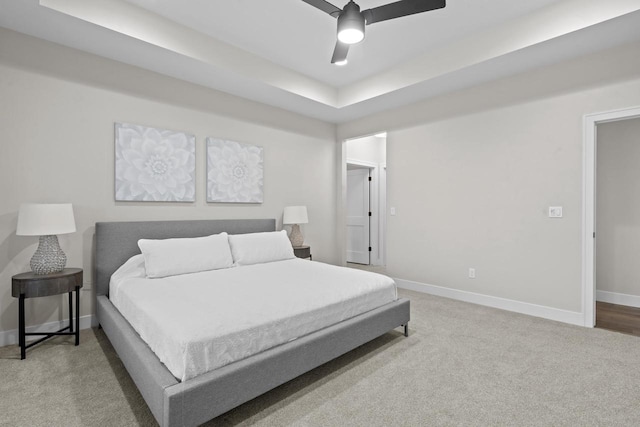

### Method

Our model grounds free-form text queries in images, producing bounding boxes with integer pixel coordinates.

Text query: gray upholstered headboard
[95,219,276,296]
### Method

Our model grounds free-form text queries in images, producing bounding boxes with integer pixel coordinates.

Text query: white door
[347,168,370,264]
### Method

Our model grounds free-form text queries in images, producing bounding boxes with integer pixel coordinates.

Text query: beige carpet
[2,289,640,426]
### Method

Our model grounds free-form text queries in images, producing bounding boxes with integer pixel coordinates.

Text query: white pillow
[138,233,233,278]
[228,230,295,266]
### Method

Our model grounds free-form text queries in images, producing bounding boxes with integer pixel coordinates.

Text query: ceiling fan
[301,0,446,65]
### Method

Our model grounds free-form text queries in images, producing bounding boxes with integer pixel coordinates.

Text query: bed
[95,219,410,427]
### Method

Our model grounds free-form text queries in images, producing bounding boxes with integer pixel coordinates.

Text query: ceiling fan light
[337,1,365,44]
[338,28,364,44]
[335,59,348,66]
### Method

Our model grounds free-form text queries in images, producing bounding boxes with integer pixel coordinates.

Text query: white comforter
[110,257,397,381]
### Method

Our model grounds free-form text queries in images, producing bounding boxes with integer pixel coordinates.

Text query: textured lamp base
[30,235,67,275]
[289,224,304,247]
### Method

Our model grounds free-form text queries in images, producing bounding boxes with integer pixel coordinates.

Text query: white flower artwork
[115,123,196,202]
[206,138,264,203]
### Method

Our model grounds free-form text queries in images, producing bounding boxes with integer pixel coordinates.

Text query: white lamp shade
[16,203,76,236]
[283,206,308,225]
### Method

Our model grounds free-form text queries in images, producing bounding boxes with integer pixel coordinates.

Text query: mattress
[109,257,397,381]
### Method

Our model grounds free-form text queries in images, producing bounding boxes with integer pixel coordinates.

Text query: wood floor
[596,302,640,337]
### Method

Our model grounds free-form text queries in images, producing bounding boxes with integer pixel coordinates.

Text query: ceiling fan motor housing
[301,0,446,63]
[337,1,365,44]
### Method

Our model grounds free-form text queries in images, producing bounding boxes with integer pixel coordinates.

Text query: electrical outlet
[390,207,396,216]
[468,268,476,279]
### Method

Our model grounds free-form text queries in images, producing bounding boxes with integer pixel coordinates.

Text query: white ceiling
[122,0,560,87]
[2,0,640,123]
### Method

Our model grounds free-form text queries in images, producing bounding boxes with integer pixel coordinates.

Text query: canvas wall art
[115,123,196,202]
[206,138,264,203]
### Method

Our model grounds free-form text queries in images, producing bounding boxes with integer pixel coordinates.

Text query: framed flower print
[115,123,196,202]
[206,138,264,203]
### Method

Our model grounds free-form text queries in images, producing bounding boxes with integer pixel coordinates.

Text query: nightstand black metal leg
[19,294,25,360]
[68,291,73,334]
[75,286,80,346]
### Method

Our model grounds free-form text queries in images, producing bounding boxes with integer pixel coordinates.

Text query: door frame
[583,105,640,327]
[347,158,385,265]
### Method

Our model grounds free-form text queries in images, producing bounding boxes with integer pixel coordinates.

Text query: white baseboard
[0,314,97,347]
[395,278,584,326]
[596,290,640,308]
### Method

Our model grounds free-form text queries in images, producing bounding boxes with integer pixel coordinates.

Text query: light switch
[549,206,563,218]
[390,207,396,216]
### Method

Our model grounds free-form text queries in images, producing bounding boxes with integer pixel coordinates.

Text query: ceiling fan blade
[301,0,342,18]
[331,41,349,64]
[362,0,445,25]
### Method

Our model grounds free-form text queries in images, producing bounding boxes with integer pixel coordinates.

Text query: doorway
[344,133,387,269]
[594,116,640,336]
[583,106,640,327]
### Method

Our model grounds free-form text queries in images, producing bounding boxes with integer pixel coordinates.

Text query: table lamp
[283,206,308,247]
[16,203,76,275]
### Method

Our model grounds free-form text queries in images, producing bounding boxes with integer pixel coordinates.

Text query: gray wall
[337,41,640,316]
[0,30,338,335]
[347,135,386,165]
[596,118,640,300]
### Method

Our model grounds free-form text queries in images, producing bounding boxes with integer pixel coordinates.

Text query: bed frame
[95,219,410,427]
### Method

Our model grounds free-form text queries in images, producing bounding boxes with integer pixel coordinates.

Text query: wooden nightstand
[12,268,83,359]
[293,245,312,260]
